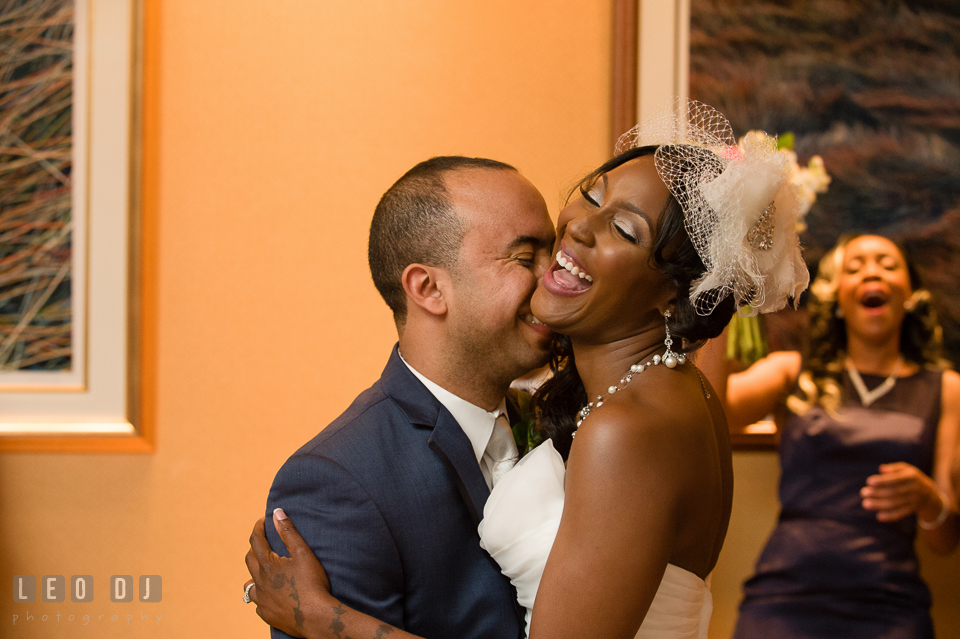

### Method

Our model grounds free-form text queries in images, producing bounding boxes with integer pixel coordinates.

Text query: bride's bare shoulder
[566,372,720,484]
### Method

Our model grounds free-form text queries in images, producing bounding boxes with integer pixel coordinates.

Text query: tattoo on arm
[270,575,394,639]
[329,604,357,639]
[328,604,396,639]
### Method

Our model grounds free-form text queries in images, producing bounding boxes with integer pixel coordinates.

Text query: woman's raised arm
[726,351,802,430]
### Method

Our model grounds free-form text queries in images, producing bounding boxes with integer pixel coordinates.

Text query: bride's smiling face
[532,154,676,342]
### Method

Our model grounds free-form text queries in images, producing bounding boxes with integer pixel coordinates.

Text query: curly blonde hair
[787,235,945,415]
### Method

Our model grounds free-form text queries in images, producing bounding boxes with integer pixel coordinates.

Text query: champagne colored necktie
[483,413,518,488]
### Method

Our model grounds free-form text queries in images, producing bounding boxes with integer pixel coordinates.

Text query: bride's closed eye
[613,221,638,243]
[580,183,604,207]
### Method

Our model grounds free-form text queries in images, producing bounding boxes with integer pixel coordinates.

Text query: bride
[245,101,809,639]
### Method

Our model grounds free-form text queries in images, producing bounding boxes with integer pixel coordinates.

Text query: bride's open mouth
[542,245,593,296]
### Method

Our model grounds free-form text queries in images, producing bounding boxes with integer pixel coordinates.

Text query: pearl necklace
[574,324,684,434]
[846,357,902,407]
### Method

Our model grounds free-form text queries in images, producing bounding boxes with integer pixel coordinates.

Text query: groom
[252,156,556,639]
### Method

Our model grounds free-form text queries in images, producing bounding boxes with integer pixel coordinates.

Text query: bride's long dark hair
[533,145,736,459]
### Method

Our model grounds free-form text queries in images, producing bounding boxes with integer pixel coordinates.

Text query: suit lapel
[380,345,491,526]
[428,411,490,526]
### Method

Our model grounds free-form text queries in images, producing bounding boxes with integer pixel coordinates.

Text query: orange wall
[5,2,959,639]
[2,1,610,637]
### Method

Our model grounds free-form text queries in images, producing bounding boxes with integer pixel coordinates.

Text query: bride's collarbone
[609,368,716,424]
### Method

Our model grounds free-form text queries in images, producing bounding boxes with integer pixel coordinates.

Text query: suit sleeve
[265,453,404,638]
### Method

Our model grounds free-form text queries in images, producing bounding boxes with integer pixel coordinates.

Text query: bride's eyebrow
[618,201,652,230]
[601,173,651,228]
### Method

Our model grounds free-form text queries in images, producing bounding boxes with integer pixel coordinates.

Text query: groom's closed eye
[506,237,550,269]
[517,255,536,267]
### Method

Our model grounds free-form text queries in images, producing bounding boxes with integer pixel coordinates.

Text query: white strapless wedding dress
[478,440,712,639]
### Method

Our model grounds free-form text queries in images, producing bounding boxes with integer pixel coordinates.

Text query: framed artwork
[688,0,960,351]
[614,0,959,448]
[689,0,960,447]
[0,0,147,451]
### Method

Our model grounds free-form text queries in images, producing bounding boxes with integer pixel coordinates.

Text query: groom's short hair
[368,156,516,325]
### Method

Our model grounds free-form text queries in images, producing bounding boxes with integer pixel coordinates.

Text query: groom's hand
[245,509,333,638]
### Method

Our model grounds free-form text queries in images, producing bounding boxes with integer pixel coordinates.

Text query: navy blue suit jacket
[265,346,524,639]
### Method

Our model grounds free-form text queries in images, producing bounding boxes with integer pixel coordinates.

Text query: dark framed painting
[613,0,959,448]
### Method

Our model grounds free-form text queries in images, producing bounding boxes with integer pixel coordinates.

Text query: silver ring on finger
[243,582,255,603]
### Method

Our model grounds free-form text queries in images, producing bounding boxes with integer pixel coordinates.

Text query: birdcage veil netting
[616,98,809,315]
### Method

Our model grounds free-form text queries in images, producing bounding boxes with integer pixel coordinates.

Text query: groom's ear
[401,263,450,317]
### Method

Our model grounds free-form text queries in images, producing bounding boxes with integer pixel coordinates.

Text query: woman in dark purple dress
[728,235,960,638]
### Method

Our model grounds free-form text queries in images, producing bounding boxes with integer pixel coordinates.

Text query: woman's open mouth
[859,288,889,314]
[542,246,593,296]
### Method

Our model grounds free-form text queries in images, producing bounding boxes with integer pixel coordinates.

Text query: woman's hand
[245,510,417,639]
[244,509,333,639]
[861,462,944,523]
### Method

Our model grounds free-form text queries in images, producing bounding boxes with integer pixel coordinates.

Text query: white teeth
[556,249,592,282]
[523,314,544,326]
